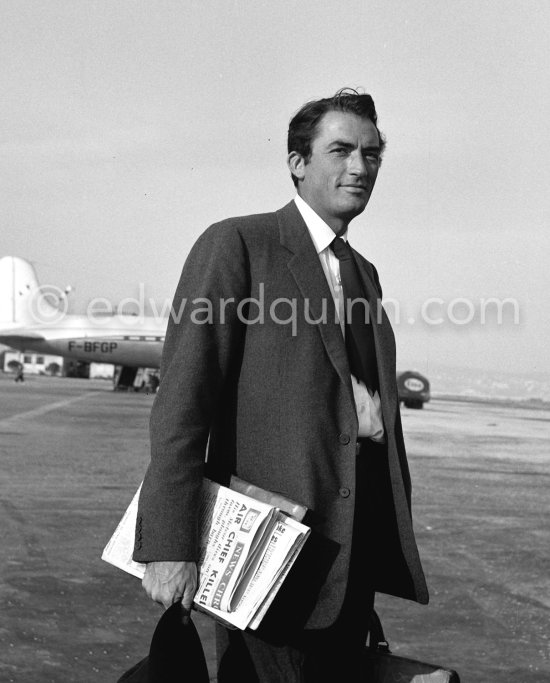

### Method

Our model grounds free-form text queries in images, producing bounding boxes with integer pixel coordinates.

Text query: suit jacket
[134,200,428,630]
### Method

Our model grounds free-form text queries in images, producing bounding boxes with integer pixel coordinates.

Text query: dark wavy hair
[287,88,386,186]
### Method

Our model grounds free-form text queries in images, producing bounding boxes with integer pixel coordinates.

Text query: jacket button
[339,487,350,498]
[339,433,350,445]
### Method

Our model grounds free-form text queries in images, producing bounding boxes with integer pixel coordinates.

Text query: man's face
[289,110,381,232]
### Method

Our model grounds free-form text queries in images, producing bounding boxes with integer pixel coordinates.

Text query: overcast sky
[1,0,548,375]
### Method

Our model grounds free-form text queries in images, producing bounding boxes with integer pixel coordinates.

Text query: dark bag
[117,603,209,683]
[364,611,460,682]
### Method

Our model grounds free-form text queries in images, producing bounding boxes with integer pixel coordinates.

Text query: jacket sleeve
[133,222,249,562]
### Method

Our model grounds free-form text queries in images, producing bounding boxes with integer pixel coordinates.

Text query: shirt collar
[294,195,347,254]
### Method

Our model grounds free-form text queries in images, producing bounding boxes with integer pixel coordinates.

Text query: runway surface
[0,375,548,682]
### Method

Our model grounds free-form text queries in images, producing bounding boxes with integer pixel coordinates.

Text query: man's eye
[364,153,380,163]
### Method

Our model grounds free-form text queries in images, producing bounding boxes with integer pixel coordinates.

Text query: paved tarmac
[0,374,548,682]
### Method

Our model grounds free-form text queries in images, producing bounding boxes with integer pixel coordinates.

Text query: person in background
[14,363,24,383]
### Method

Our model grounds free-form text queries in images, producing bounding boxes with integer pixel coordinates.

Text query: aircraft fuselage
[1,315,166,368]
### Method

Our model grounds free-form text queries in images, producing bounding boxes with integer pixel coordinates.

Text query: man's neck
[295,192,350,235]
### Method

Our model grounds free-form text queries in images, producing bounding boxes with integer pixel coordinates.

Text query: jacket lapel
[353,252,398,423]
[276,202,356,413]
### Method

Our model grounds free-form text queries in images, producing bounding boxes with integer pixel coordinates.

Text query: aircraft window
[36,356,45,364]
[24,355,32,363]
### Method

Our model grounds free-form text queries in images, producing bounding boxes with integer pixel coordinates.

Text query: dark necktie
[330,237,379,393]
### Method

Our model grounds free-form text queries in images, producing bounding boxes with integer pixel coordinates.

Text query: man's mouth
[341,184,367,192]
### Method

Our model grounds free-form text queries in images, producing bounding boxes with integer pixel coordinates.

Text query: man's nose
[347,150,367,176]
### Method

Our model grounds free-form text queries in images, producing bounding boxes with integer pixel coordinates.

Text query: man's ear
[287,151,305,182]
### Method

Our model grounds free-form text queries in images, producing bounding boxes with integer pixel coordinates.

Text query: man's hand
[142,561,198,614]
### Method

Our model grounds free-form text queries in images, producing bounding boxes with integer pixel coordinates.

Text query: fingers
[180,562,197,624]
[141,575,174,609]
[141,561,198,613]
[180,582,195,613]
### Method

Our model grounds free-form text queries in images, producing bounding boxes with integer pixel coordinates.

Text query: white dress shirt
[294,195,385,442]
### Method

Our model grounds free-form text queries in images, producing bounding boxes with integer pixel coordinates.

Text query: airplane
[0,256,166,378]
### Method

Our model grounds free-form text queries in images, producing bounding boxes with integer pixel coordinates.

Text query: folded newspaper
[101,477,310,630]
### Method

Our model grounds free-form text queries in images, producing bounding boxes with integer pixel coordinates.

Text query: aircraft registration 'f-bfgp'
[0,256,165,368]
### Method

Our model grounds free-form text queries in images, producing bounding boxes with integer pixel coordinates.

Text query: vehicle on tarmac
[397,370,430,409]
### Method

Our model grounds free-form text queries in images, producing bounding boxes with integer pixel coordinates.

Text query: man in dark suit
[133,88,428,681]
